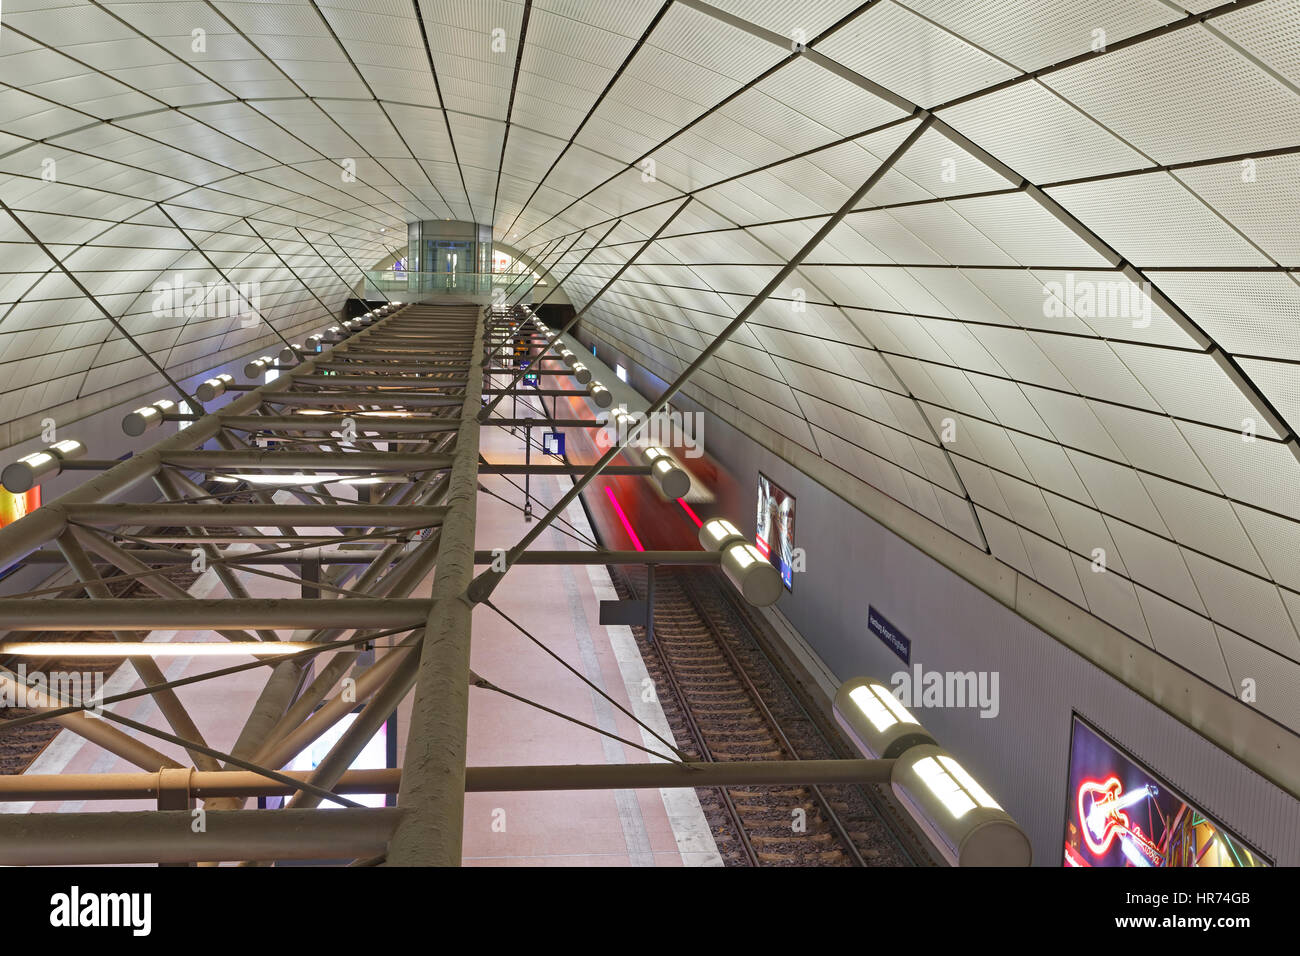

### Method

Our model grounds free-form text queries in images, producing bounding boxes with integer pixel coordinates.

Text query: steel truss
[0,286,912,867]
[0,303,486,865]
[0,302,796,866]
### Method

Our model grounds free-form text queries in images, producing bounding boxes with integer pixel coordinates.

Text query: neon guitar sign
[1077,776,1164,866]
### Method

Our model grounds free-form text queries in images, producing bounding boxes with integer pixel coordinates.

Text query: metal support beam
[0,808,402,866]
[0,598,432,630]
[21,548,721,566]
[384,309,485,866]
[59,504,447,527]
[220,415,461,434]
[0,759,894,802]
[160,451,455,471]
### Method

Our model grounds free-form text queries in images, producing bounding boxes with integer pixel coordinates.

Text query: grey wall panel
[586,329,1300,867]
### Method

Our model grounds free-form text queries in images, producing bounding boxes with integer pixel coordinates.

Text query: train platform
[5,420,721,867]
[460,420,719,866]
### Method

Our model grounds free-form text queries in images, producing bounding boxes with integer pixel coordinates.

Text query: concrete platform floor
[4,420,721,867]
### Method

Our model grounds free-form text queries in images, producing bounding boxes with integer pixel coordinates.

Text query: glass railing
[361,271,543,300]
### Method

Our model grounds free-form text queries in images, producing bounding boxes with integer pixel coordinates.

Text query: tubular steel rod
[20,548,721,566]
[160,451,455,470]
[0,808,403,866]
[293,375,470,388]
[0,760,894,802]
[220,415,461,433]
[488,418,595,427]
[384,309,485,867]
[0,598,432,630]
[331,351,472,362]
[264,392,465,407]
[59,504,447,527]
[54,532,223,771]
[315,363,473,374]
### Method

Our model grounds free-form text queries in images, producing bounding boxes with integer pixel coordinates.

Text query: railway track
[611,564,923,867]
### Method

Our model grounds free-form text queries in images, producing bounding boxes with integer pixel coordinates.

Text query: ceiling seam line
[159,202,293,350]
[489,0,533,230]
[0,199,199,410]
[298,0,457,219]
[498,0,676,240]
[4,17,413,236]
[410,0,476,220]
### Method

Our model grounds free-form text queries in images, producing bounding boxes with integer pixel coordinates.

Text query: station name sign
[868,606,910,664]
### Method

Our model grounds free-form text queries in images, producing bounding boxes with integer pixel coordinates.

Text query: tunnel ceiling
[2,0,1299,730]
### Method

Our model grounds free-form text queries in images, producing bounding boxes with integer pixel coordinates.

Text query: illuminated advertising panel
[1062,715,1269,867]
[755,472,795,592]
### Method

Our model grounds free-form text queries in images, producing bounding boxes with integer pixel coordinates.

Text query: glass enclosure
[406,220,493,275]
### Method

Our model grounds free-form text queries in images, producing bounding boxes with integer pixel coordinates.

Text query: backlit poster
[755,472,795,591]
[1062,715,1269,867]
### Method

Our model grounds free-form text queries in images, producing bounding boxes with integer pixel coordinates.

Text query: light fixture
[1,440,87,494]
[211,473,403,486]
[0,642,319,658]
[122,400,176,437]
[697,518,781,606]
[587,380,612,407]
[195,373,234,402]
[306,334,324,351]
[699,517,743,550]
[890,745,1031,866]
[571,362,592,385]
[212,473,351,486]
[290,408,415,419]
[279,344,304,364]
[833,677,935,759]
[244,355,276,378]
[644,447,690,498]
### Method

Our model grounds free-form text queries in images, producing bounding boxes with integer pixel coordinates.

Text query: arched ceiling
[2,0,1299,731]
